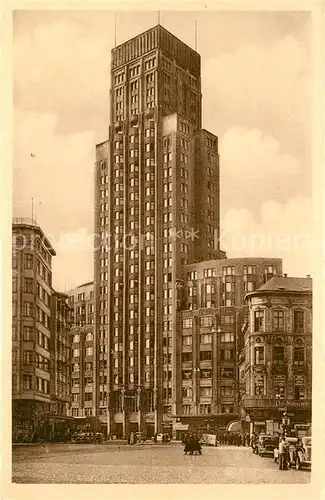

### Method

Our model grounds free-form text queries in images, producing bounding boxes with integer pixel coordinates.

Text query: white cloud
[221,196,314,277]
[219,127,304,213]
[13,110,96,290]
[14,19,111,138]
[202,35,310,145]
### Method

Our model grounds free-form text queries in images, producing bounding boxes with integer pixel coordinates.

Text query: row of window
[253,345,305,364]
[252,374,306,399]
[72,332,93,344]
[182,404,234,415]
[181,387,235,398]
[181,349,234,361]
[37,258,51,285]
[21,374,49,393]
[254,309,305,332]
[73,347,94,358]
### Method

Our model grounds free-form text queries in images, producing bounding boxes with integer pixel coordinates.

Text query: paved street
[12,443,311,484]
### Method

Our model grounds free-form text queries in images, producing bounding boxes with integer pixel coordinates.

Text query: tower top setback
[111,24,201,78]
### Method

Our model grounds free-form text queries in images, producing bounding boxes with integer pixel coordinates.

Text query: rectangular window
[293,347,305,364]
[254,310,264,332]
[221,349,234,361]
[199,404,211,414]
[24,302,33,317]
[200,350,212,361]
[23,374,32,390]
[24,254,33,269]
[254,375,265,395]
[221,332,234,342]
[200,387,212,397]
[23,351,33,365]
[294,310,304,332]
[273,310,285,330]
[182,352,192,362]
[221,367,234,379]
[273,346,285,362]
[221,386,234,396]
[254,346,264,364]
[200,334,212,344]
[200,316,212,327]
[182,336,192,346]
[274,378,285,399]
[182,318,193,329]
[85,347,93,356]
[23,326,33,341]
[221,405,234,414]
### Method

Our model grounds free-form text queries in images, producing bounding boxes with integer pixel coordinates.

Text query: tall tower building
[94,25,222,438]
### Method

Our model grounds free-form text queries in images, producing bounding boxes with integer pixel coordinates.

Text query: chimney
[306,274,311,278]
[283,273,287,278]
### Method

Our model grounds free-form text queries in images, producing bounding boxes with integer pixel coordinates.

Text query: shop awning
[226,420,242,433]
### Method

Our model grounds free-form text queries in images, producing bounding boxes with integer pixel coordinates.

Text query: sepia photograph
[5,2,324,493]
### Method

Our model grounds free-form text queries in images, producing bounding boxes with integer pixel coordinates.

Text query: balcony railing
[13,217,38,227]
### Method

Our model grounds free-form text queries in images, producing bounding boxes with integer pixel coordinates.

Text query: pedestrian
[184,433,191,455]
[278,437,286,470]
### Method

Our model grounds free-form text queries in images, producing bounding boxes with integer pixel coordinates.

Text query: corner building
[12,218,64,441]
[94,26,223,438]
[240,276,312,436]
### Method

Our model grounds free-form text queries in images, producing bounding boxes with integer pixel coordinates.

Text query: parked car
[295,436,312,470]
[71,432,104,444]
[257,435,278,457]
[286,437,299,467]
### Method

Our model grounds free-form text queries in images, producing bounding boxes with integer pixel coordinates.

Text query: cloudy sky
[13,10,313,291]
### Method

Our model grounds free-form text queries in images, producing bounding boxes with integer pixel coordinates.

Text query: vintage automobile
[71,432,104,444]
[295,436,312,470]
[257,435,278,457]
[286,437,299,467]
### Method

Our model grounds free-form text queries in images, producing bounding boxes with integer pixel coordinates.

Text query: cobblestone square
[12,443,311,484]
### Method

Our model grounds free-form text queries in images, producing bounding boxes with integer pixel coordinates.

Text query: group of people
[183,433,203,455]
[278,437,291,470]
[218,432,250,446]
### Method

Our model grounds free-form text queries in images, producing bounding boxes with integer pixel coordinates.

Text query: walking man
[278,437,286,470]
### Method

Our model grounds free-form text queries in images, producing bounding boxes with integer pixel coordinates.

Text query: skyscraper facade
[94,25,232,438]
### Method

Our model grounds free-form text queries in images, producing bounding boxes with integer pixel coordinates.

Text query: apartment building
[170,257,283,437]
[12,218,55,441]
[67,282,98,420]
[50,292,72,418]
[239,276,312,436]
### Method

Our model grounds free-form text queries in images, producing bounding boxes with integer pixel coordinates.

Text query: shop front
[242,397,311,437]
[171,413,238,440]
